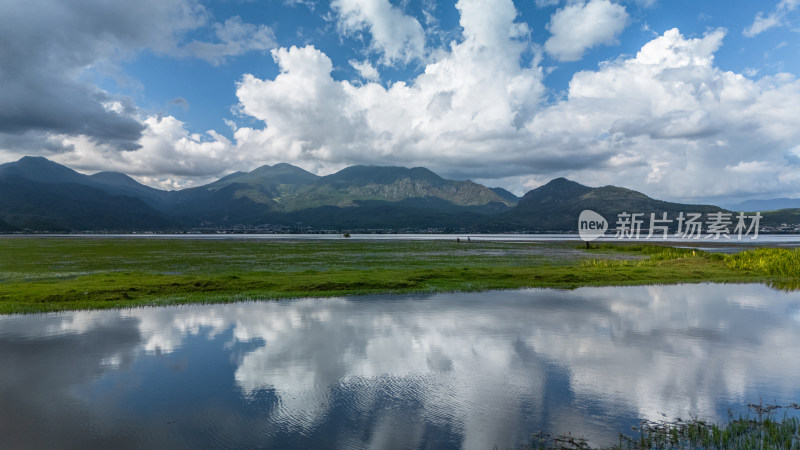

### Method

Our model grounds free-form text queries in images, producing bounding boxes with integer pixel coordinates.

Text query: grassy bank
[0,237,787,314]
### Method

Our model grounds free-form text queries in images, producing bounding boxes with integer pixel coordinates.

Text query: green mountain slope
[0,156,87,184]
[759,209,800,227]
[166,164,514,225]
[0,176,174,231]
[285,165,514,211]
[489,187,519,205]
[0,158,175,231]
[89,171,171,208]
[501,178,725,232]
[167,163,321,224]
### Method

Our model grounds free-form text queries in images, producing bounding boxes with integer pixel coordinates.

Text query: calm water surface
[2,284,800,449]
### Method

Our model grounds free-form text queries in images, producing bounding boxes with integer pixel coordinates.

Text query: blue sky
[1,0,799,203]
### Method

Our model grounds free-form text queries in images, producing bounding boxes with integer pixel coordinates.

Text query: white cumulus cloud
[349,59,381,82]
[234,0,545,176]
[50,115,240,190]
[229,23,800,202]
[544,0,629,62]
[530,27,800,201]
[332,0,426,65]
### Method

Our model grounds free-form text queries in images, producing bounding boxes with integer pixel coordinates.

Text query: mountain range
[0,156,787,233]
[724,198,800,212]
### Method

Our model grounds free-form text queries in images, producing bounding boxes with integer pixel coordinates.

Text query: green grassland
[0,237,794,314]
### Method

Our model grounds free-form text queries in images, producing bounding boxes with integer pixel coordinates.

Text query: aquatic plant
[521,403,800,449]
[581,246,705,268]
[725,248,800,278]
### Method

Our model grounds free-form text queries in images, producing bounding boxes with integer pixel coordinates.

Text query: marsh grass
[723,248,800,291]
[725,247,800,277]
[0,237,779,314]
[581,246,704,268]
[521,403,800,449]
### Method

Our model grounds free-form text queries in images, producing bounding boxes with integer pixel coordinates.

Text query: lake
[2,284,799,448]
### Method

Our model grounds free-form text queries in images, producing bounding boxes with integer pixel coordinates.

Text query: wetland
[0,236,787,314]
[2,236,800,447]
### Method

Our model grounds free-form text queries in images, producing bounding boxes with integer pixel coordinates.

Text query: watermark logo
[577,210,762,240]
[578,210,608,241]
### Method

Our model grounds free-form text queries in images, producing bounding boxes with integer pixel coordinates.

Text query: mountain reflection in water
[1,283,799,449]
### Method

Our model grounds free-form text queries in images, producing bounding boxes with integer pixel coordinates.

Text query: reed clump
[581,246,704,268]
[523,403,800,449]
[724,248,800,277]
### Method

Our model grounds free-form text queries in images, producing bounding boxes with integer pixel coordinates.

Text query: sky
[1,0,799,204]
